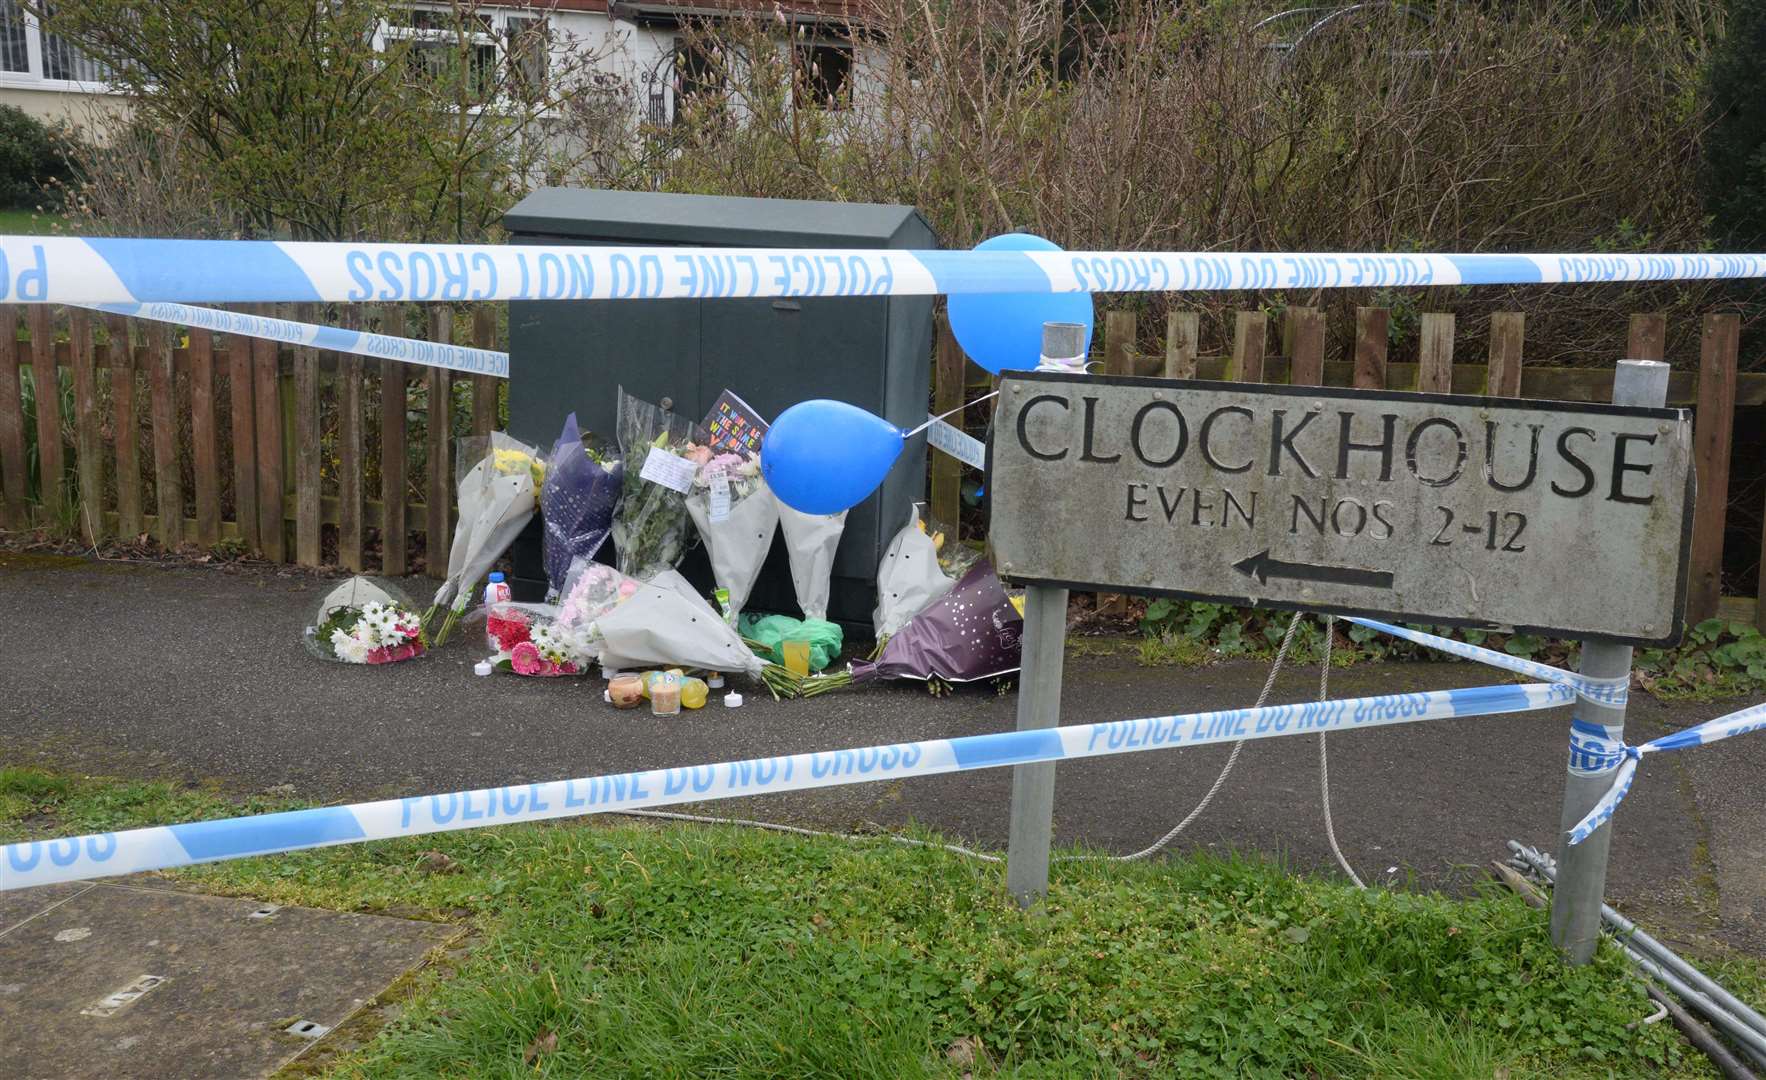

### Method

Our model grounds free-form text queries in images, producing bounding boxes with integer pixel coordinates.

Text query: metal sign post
[1551,359,1669,964]
[1004,322,1084,906]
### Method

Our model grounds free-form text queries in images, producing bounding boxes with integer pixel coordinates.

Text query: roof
[504,187,937,248]
[484,0,873,21]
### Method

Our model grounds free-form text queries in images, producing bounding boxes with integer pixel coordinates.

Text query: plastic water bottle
[484,572,511,653]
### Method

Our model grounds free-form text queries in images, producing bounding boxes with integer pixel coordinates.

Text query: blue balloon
[763,400,904,515]
[947,233,1095,376]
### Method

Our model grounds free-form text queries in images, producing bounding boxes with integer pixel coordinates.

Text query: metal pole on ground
[1004,322,1084,906]
[1550,358,1670,964]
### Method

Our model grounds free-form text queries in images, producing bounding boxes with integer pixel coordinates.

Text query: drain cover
[284,1019,330,1039]
[81,975,165,1018]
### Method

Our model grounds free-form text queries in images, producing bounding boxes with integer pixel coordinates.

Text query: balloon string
[903,391,1001,438]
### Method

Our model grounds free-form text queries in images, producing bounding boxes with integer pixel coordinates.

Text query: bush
[1706,0,1766,246]
[0,104,75,210]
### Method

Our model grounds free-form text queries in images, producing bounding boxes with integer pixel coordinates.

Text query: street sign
[988,371,1695,646]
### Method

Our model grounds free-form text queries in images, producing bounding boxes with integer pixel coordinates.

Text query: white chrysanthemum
[331,628,371,664]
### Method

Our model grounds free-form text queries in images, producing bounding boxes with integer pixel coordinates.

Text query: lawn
[0,207,69,234]
[0,767,1744,1078]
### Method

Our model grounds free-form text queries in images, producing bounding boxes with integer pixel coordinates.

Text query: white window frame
[0,4,117,95]
[374,4,558,114]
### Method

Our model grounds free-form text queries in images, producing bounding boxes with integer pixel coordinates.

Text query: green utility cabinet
[503,187,939,625]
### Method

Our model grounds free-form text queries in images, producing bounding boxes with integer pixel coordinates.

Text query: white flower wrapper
[776,503,847,621]
[686,482,779,622]
[594,577,767,678]
[873,505,955,639]
[430,433,540,638]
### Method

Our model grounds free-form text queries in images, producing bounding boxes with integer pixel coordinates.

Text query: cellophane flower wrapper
[611,387,709,581]
[427,431,541,643]
[593,575,771,680]
[873,503,956,641]
[851,561,1022,684]
[776,502,847,621]
[305,576,427,665]
[487,601,597,677]
[685,452,778,622]
[541,412,624,600]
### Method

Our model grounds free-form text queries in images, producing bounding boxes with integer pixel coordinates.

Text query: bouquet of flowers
[777,503,846,621]
[611,388,710,581]
[685,450,778,623]
[305,576,426,665]
[871,505,981,655]
[541,413,624,599]
[803,561,1022,695]
[487,602,597,677]
[556,557,798,698]
[426,432,543,644]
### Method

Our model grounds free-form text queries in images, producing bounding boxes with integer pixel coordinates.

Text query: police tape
[1568,700,1766,844]
[83,301,509,378]
[0,681,1571,892]
[1341,617,1629,705]
[5,238,1766,304]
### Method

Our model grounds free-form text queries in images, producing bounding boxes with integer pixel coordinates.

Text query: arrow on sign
[1232,550,1395,590]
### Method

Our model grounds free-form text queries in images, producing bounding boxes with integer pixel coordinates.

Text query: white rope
[1316,615,1366,888]
[615,611,1309,871]
[1056,610,1305,864]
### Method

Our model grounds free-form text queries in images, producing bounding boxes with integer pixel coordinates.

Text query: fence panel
[27,306,61,519]
[108,315,144,540]
[337,307,365,572]
[67,311,102,543]
[188,327,220,547]
[1487,313,1525,398]
[1351,307,1389,390]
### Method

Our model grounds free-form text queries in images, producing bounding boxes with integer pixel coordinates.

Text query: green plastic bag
[740,613,844,673]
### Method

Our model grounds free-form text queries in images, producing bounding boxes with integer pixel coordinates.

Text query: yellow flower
[493,449,545,487]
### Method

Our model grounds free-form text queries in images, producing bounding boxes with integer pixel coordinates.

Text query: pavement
[2,550,1764,957]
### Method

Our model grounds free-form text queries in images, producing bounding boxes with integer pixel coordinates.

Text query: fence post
[27,306,63,522]
[1287,307,1324,387]
[0,308,24,526]
[1004,322,1082,908]
[1550,358,1668,965]
[1487,313,1525,398]
[1418,313,1454,393]
[1352,307,1388,390]
[67,310,103,544]
[337,307,366,573]
[929,314,963,533]
[1163,311,1198,379]
[1689,314,1738,622]
[1226,311,1266,383]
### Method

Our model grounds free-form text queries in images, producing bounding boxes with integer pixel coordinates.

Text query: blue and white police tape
[1567,700,1766,845]
[1343,617,1628,705]
[4,238,1766,304]
[84,301,509,378]
[0,681,1570,891]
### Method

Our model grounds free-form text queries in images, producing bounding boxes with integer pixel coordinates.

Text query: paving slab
[0,881,455,1079]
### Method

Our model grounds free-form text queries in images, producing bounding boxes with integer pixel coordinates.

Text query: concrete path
[2,552,1761,955]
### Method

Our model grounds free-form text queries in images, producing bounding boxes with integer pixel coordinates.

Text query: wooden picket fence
[929,307,1762,628]
[0,304,503,576]
[0,300,1761,629]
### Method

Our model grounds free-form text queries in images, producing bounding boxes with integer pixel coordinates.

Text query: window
[794,42,851,111]
[504,16,547,101]
[42,26,104,82]
[0,0,111,88]
[385,7,497,102]
[0,3,27,74]
[672,37,725,123]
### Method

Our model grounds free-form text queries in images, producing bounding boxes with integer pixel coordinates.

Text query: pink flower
[686,445,714,467]
[510,641,544,676]
[617,579,639,599]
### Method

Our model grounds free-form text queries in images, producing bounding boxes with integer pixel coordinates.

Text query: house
[0,1,880,133]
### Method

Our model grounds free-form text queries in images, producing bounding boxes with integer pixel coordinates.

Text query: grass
[0,766,1750,1078]
[0,207,69,235]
